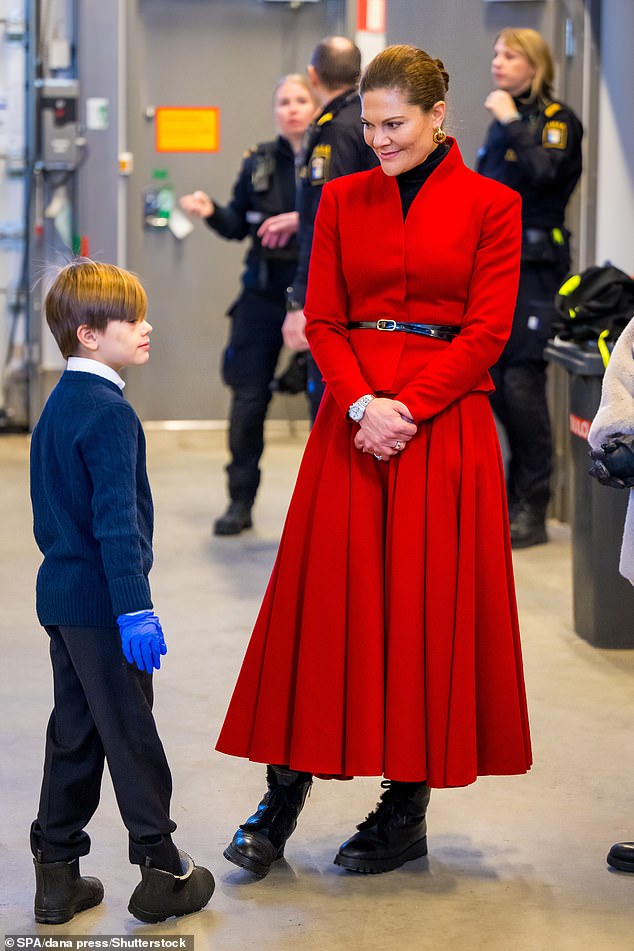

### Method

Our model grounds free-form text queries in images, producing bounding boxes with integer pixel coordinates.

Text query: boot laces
[356,780,402,832]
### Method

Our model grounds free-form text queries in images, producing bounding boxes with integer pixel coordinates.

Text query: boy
[29,260,214,924]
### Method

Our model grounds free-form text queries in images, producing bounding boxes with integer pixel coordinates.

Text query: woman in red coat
[216,45,532,877]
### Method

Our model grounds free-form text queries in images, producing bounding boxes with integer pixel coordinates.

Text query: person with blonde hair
[180,74,315,536]
[478,28,583,548]
[217,44,531,879]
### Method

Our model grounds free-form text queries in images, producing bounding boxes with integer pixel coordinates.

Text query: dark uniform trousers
[476,94,582,523]
[206,134,298,507]
[30,624,180,872]
[222,289,286,503]
[490,253,567,516]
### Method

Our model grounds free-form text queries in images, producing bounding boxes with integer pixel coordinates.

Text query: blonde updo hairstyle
[359,45,449,118]
[496,27,555,100]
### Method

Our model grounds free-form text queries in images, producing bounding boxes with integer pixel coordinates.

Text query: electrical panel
[36,78,79,170]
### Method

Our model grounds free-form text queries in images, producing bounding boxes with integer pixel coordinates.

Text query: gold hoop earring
[433,127,447,144]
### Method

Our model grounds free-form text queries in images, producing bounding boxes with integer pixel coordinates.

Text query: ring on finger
[394,440,403,451]
[373,453,383,461]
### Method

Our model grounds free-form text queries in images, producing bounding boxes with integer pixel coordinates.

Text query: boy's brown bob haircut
[45,260,148,358]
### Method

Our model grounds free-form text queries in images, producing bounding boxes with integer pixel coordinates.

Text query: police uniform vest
[477,94,583,233]
[205,135,298,297]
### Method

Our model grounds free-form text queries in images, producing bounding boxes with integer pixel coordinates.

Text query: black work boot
[223,765,313,877]
[33,855,104,924]
[128,850,215,923]
[510,503,548,549]
[334,780,431,874]
[213,500,253,536]
[607,841,634,873]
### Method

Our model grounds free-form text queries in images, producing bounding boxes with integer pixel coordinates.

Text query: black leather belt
[348,319,459,342]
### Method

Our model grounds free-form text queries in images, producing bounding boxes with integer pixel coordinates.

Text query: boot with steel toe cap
[334,780,431,874]
[223,765,313,877]
[33,856,104,924]
[128,850,215,923]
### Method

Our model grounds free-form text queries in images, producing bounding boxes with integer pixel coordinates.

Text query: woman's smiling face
[361,87,446,177]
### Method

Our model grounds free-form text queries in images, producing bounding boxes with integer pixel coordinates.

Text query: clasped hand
[354,398,417,460]
[257,211,299,249]
[117,610,167,674]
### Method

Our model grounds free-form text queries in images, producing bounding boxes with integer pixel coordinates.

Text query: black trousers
[222,291,285,504]
[490,260,564,515]
[490,360,552,514]
[30,624,180,872]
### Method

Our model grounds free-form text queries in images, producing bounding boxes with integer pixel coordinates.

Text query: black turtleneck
[396,142,450,219]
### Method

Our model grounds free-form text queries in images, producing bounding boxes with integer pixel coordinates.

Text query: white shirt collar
[66,357,125,390]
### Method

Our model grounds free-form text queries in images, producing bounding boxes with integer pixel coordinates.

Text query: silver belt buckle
[376,319,397,331]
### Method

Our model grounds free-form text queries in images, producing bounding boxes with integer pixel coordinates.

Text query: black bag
[588,433,634,488]
[554,264,634,347]
[270,351,308,395]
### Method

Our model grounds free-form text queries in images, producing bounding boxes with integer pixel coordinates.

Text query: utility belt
[521,226,569,265]
[348,320,459,342]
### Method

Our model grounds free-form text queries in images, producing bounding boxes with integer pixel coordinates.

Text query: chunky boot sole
[214,517,253,537]
[223,840,284,878]
[35,885,104,924]
[607,854,634,873]
[128,854,215,923]
[510,528,548,549]
[334,835,428,874]
[128,896,210,925]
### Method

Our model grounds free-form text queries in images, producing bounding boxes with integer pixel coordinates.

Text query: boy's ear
[76,324,99,352]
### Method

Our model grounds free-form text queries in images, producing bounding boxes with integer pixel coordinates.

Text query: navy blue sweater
[30,371,154,626]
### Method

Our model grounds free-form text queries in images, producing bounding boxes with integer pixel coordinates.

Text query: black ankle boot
[510,504,548,549]
[33,856,104,924]
[223,765,313,877]
[213,501,253,536]
[128,850,215,923]
[334,780,431,874]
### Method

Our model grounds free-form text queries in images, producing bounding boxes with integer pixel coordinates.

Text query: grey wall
[122,0,345,422]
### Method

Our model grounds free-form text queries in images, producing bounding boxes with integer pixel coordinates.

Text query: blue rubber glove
[117,610,167,673]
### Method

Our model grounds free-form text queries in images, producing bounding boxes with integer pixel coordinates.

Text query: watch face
[349,395,371,421]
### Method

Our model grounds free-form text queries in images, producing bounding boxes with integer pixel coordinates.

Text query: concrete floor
[1,423,633,950]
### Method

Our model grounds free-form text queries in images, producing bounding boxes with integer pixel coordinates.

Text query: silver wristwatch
[348,393,374,422]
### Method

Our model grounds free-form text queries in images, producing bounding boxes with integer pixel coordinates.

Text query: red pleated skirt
[216,390,532,787]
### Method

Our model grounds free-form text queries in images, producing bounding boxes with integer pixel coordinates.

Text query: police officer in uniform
[278,37,379,420]
[180,75,315,535]
[477,28,582,548]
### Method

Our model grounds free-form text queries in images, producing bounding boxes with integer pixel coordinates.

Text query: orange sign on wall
[155,107,220,153]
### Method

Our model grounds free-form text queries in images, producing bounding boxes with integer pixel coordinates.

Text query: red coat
[305,138,522,417]
[216,140,532,787]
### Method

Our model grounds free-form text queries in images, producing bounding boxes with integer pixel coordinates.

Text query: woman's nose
[373,129,389,148]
